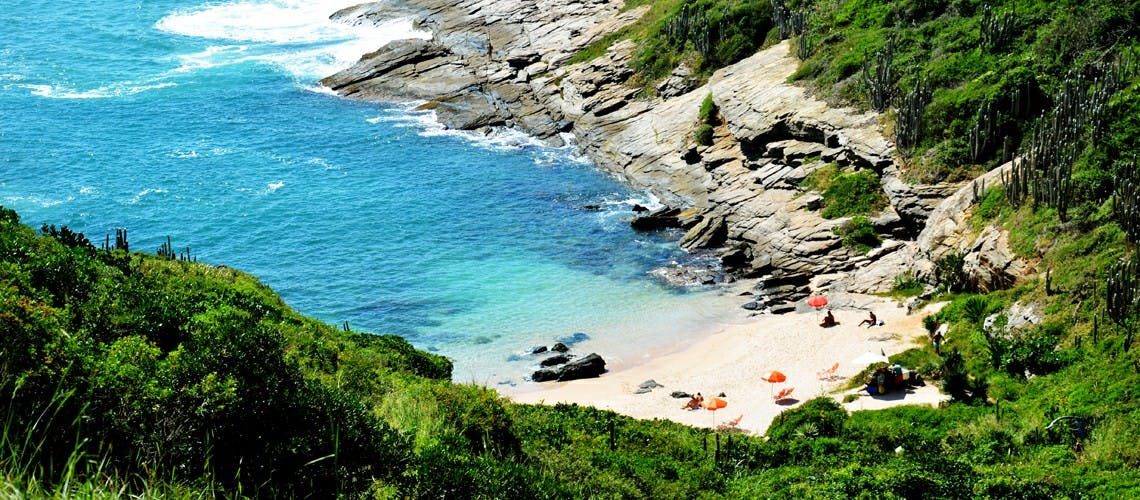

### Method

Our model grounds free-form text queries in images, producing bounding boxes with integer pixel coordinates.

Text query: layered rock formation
[322,1,1037,304]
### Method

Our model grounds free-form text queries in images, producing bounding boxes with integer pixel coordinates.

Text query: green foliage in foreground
[7,184,1140,497]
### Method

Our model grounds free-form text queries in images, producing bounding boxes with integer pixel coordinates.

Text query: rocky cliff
[321,0,1035,307]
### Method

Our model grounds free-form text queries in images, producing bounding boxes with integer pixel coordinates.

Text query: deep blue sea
[0,0,744,385]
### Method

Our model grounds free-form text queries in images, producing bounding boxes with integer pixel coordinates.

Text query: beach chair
[773,387,795,402]
[816,362,839,381]
[717,414,744,431]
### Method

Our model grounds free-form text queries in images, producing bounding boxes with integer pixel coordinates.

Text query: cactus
[796,26,813,60]
[969,100,998,163]
[114,227,129,252]
[1107,256,1140,351]
[980,4,1015,51]
[862,36,896,112]
[1114,160,1140,244]
[894,77,930,158]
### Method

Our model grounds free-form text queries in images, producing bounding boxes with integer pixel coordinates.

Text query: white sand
[504,293,950,435]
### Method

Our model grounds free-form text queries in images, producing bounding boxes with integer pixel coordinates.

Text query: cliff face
[322,1,1034,303]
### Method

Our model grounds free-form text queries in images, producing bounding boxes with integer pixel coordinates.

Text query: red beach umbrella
[807,295,828,309]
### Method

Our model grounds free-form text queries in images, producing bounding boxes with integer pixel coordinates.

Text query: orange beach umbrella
[703,397,728,426]
[760,370,787,383]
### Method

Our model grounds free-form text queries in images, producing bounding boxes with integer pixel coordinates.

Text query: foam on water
[156,0,430,79]
[0,0,743,384]
[21,80,177,99]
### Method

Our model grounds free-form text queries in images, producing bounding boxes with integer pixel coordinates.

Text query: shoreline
[502,293,949,435]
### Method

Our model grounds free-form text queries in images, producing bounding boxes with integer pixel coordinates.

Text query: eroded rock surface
[324,2,1034,300]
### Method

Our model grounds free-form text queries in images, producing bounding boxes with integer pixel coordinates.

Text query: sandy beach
[504,292,949,435]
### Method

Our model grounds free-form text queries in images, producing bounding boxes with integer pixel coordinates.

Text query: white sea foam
[21,80,176,99]
[4,195,74,208]
[266,180,285,193]
[126,188,168,205]
[157,0,430,80]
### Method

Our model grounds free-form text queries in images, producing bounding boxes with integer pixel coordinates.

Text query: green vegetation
[821,169,889,218]
[694,92,720,145]
[571,0,775,91]
[833,215,881,253]
[9,0,1140,496]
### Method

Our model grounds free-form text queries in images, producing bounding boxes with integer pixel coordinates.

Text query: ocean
[0,0,746,385]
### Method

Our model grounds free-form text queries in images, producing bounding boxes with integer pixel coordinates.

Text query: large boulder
[532,353,606,382]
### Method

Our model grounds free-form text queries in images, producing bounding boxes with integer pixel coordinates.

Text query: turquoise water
[0,0,743,384]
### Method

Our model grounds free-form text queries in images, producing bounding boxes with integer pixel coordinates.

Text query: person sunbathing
[820,310,837,327]
[858,311,877,327]
[681,392,704,410]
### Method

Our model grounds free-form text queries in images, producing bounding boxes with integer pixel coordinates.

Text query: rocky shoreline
[322,0,1036,310]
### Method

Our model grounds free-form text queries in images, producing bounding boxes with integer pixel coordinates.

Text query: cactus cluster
[1107,256,1140,351]
[102,227,129,252]
[1001,49,1136,220]
[771,0,805,40]
[861,36,896,112]
[894,77,930,158]
[662,3,737,60]
[1114,160,1140,244]
[980,4,1015,51]
[157,235,195,262]
[968,100,997,162]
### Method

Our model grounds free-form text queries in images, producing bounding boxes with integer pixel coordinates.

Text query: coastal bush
[892,271,924,295]
[820,170,887,218]
[698,92,718,125]
[767,398,847,441]
[694,123,714,145]
[833,215,881,253]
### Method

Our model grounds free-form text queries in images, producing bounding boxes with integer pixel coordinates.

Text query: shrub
[934,252,968,292]
[833,216,881,253]
[767,398,848,441]
[694,124,715,146]
[893,272,923,295]
[820,170,887,218]
[699,92,719,126]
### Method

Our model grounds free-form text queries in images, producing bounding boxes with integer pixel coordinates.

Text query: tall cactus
[980,4,1016,51]
[1107,256,1140,351]
[1115,160,1140,245]
[862,36,896,112]
[969,100,998,162]
[895,77,930,158]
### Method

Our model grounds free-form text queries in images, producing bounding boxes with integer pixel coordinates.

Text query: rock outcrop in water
[323,0,1036,306]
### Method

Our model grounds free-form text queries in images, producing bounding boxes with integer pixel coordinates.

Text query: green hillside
[5,0,1140,497]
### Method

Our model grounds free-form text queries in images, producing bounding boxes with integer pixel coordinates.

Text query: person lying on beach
[681,392,704,410]
[858,311,877,327]
[820,310,837,327]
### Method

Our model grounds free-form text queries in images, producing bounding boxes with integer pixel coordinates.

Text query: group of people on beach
[819,309,880,328]
[866,363,906,396]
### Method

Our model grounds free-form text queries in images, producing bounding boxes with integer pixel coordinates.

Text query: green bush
[820,170,887,218]
[833,215,881,253]
[767,398,848,441]
[699,92,719,125]
[694,123,714,145]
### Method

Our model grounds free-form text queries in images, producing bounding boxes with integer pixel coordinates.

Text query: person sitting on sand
[820,310,837,328]
[681,392,703,410]
[858,310,877,327]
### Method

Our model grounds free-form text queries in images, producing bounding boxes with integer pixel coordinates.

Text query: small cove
[0,0,748,384]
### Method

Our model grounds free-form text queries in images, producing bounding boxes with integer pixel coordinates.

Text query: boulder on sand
[532,353,606,382]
